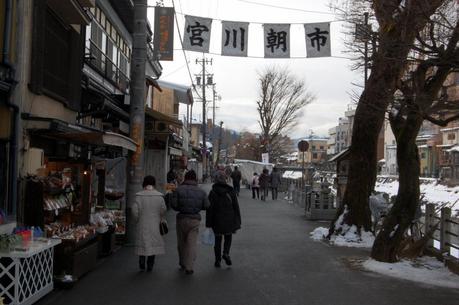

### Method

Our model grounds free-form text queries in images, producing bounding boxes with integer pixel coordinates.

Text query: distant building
[297,135,329,165]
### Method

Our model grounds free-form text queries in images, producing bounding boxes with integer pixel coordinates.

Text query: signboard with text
[154,7,175,61]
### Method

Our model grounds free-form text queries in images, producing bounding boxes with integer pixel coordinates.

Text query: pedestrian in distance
[132,175,167,272]
[270,167,282,200]
[170,170,210,275]
[206,171,241,268]
[251,172,260,199]
[230,166,242,196]
[259,168,270,201]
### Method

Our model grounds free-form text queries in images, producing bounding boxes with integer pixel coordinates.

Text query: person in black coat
[206,171,241,268]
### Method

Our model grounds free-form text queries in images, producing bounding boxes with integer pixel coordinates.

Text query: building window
[313,152,318,159]
[30,1,84,111]
[320,146,324,150]
[447,133,456,140]
[85,6,131,92]
[312,145,316,150]
[421,152,426,159]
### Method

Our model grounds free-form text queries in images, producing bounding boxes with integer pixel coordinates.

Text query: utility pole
[215,121,224,167]
[195,55,212,181]
[127,0,148,242]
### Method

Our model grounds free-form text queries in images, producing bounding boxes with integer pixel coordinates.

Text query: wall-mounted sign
[154,7,175,61]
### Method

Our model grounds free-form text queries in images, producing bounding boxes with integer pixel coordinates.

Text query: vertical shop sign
[153,7,175,61]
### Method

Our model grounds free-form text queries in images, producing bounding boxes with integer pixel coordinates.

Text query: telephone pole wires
[195,55,212,181]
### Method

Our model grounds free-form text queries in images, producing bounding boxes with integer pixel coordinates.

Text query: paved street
[38,186,459,305]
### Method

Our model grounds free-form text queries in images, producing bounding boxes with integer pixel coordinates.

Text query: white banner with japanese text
[221,21,249,57]
[180,15,333,58]
[263,24,290,58]
[183,15,212,53]
[304,22,331,58]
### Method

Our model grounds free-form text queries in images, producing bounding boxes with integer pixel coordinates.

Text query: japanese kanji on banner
[183,15,212,53]
[221,21,249,57]
[180,14,333,58]
[263,24,290,58]
[304,22,331,58]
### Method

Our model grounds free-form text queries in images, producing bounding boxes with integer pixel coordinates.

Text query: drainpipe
[3,0,19,217]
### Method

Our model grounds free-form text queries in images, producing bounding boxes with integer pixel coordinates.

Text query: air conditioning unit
[155,121,168,133]
[24,148,44,175]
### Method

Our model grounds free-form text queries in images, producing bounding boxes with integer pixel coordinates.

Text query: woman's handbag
[159,220,168,235]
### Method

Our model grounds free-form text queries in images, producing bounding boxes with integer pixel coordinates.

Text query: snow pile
[310,206,375,248]
[375,177,459,215]
[310,227,329,240]
[363,257,459,289]
[310,226,375,248]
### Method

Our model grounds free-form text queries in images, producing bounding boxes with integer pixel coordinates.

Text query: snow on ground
[310,227,375,248]
[362,257,459,289]
[375,177,459,215]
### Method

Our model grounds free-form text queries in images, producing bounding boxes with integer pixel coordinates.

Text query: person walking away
[259,168,270,201]
[230,166,242,196]
[132,176,167,271]
[170,170,210,274]
[251,172,260,199]
[206,171,241,267]
[270,167,282,200]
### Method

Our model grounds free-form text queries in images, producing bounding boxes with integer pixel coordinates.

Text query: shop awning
[23,115,137,151]
[145,108,183,127]
[146,76,162,92]
[156,80,194,105]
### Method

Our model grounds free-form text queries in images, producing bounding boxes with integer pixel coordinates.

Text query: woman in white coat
[132,175,167,271]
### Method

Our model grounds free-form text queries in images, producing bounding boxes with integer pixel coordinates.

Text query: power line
[172,49,352,60]
[234,0,336,16]
[172,10,343,25]
[171,0,203,99]
[161,62,188,78]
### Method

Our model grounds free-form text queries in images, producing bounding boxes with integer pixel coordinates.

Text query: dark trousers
[233,181,241,195]
[214,234,232,261]
[261,187,269,201]
[271,187,278,200]
[252,187,259,199]
[139,255,155,270]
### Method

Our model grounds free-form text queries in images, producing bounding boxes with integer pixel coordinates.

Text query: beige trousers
[176,217,201,271]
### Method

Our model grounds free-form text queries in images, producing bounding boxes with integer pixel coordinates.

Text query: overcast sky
[147,0,362,138]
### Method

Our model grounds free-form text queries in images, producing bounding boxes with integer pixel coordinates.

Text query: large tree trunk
[329,1,446,236]
[371,112,423,262]
[330,64,409,233]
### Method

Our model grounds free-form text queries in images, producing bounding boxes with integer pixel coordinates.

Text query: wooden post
[440,207,452,255]
[425,204,435,249]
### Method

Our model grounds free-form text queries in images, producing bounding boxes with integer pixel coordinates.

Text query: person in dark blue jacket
[170,170,209,274]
